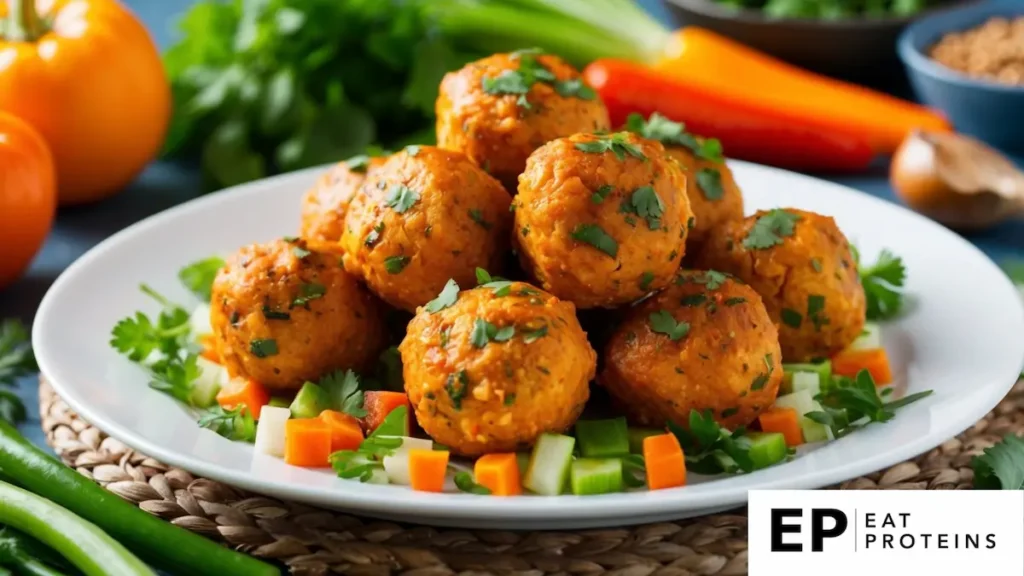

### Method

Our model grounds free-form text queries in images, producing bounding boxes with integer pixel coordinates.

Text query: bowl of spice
[898,1,1024,152]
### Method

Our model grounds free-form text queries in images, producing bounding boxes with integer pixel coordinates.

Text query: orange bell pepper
[0,110,54,289]
[655,28,951,155]
[216,378,270,420]
[0,0,170,205]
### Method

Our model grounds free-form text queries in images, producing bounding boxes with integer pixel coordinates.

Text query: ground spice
[929,16,1024,86]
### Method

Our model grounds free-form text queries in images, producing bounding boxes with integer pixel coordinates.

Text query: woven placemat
[38,377,1024,575]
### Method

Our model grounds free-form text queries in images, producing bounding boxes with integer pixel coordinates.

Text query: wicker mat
[37,377,1024,575]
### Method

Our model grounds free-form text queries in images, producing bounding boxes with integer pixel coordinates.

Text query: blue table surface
[4,0,1023,452]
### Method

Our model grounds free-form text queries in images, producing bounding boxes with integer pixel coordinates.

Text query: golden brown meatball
[399,281,596,456]
[695,208,866,361]
[210,238,387,391]
[599,270,782,430]
[299,155,386,243]
[436,51,610,190]
[513,132,692,309]
[340,146,512,312]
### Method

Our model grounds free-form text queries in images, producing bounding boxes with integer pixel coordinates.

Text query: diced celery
[524,433,575,496]
[570,458,623,495]
[773,389,819,416]
[800,417,834,443]
[189,304,213,339]
[289,382,328,419]
[383,452,411,485]
[849,323,882,351]
[268,397,290,408]
[627,427,662,454]
[781,361,832,394]
[190,356,226,408]
[254,406,290,457]
[791,372,821,397]
[747,432,787,469]
[575,417,629,458]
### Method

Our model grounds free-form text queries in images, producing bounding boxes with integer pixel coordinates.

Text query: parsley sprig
[668,410,755,474]
[197,404,256,442]
[575,132,646,161]
[319,369,367,418]
[0,319,35,424]
[571,223,618,258]
[855,248,907,321]
[620,186,664,230]
[743,209,801,250]
[648,310,690,341]
[973,434,1024,490]
[481,50,593,109]
[178,256,225,300]
[806,369,933,438]
[625,112,723,162]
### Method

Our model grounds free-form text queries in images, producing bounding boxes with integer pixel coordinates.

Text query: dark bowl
[659,0,978,88]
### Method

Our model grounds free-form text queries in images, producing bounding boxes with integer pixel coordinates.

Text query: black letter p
[811,509,848,552]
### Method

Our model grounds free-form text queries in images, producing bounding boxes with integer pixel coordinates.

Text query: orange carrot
[832,348,893,385]
[216,377,270,420]
[474,453,522,496]
[759,407,804,447]
[284,418,332,467]
[408,449,449,493]
[319,409,364,452]
[643,433,686,490]
[363,391,410,432]
[198,334,220,364]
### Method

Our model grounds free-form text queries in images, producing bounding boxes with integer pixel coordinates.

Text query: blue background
[4,0,1023,449]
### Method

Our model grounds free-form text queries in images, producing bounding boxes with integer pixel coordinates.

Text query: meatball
[436,51,610,191]
[513,132,692,309]
[340,146,512,312]
[299,155,386,243]
[695,208,866,361]
[399,281,596,456]
[210,238,387,391]
[599,270,782,430]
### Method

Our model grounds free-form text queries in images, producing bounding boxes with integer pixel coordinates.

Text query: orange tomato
[0,0,170,205]
[0,110,55,289]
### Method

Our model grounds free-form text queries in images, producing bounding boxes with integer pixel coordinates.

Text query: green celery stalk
[524,433,575,495]
[747,433,787,470]
[570,459,624,495]
[575,418,630,458]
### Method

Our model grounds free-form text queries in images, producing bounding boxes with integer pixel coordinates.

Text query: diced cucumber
[781,361,832,394]
[268,397,290,408]
[254,405,290,457]
[524,433,575,496]
[790,372,821,397]
[189,304,213,339]
[190,356,226,408]
[849,322,881,351]
[747,432,787,470]
[570,458,623,495]
[800,417,834,443]
[773,389,819,416]
[368,405,409,438]
[289,382,328,419]
[627,427,662,455]
[575,417,629,458]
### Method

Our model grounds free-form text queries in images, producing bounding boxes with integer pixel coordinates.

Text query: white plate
[33,161,1024,529]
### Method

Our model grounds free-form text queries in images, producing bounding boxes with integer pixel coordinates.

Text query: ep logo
[771,508,848,552]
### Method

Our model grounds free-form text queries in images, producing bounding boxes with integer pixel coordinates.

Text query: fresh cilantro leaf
[468,209,491,230]
[250,338,278,358]
[668,409,754,474]
[196,404,257,442]
[111,292,192,363]
[623,186,664,230]
[522,324,548,343]
[574,132,645,161]
[0,319,35,390]
[694,270,727,290]
[292,282,326,307]
[696,168,723,201]
[470,319,514,348]
[454,471,492,495]
[571,223,618,258]
[346,154,371,173]
[178,256,225,300]
[365,221,385,246]
[780,308,803,328]
[475,268,494,284]
[648,310,690,341]
[696,138,724,162]
[425,279,460,313]
[639,271,655,291]
[446,370,470,410]
[482,70,530,96]
[385,184,419,213]
[149,354,201,405]
[681,294,707,307]
[384,255,410,274]
[725,297,746,306]
[816,369,933,438]
[320,369,367,418]
[742,209,801,250]
[262,306,290,320]
[807,294,828,331]
[973,434,1024,490]
[859,249,907,321]
[591,185,613,204]
[553,78,595,100]
[482,280,514,297]
[625,112,723,161]
[0,389,26,424]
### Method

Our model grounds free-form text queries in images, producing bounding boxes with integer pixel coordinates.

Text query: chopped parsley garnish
[319,369,367,418]
[521,225,530,237]
[384,255,410,274]
[385,184,419,213]
[858,248,907,321]
[504,394,517,406]
[292,282,326,307]
[345,154,371,173]
[622,186,664,230]
[439,327,451,347]
[468,209,491,230]
[197,405,256,442]
[250,338,278,358]
[639,271,655,291]
[481,51,589,109]
[425,279,460,313]
[470,319,515,348]
[806,369,933,439]
[553,78,595,100]
[522,324,548,343]
[178,257,226,301]
[687,216,696,230]
[365,222,384,246]
[624,112,724,162]
[262,306,290,320]
[725,297,746,306]
[445,370,470,410]
[807,294,829,331]
[668,410,754,474]
[691,270,727,290]
[574,132,646,162]
[292,245,311,259]
[483,69,530,97]
[648,310,690,341]
[743,209,801,250]
[591,185,613,204]
[811,258,823,272]
[680,294,707,307]
[475,268,515,296]
[571,223,618,258]
[696,168,723,201]
[780,308,803,328]
[750,354,774,390]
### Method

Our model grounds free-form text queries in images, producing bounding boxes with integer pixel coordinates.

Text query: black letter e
[771,508,802,552]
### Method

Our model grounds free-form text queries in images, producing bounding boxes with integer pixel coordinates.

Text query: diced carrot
[408,449,449,493]
[363,391,410,432]
[198,334,220,364]
[832,348,892,385]
[759,407,804,447]
[319,409,364,452]
[474,453,522,496]
[216,377,270,420]
[643,433,686,490]
[284,418,332,467]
